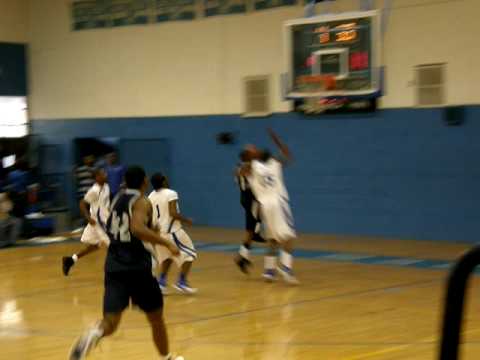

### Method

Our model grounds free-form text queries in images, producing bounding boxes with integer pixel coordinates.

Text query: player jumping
[149,173,197,295]
[242,129,299,285]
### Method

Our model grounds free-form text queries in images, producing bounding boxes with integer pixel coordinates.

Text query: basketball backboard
[283,10,383,100]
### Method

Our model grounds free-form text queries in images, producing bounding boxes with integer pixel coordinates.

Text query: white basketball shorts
[155,229,197,266]
[260,198,296,242]
[80,223,110,246]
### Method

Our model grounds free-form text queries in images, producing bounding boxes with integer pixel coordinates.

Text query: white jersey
[83,183,110,224]
[248,158,289,204]
[248,158,296,242]
[148,188,182,234]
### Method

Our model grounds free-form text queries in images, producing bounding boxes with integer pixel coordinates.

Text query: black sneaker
[235,256,252,274]
[62,256,75,276]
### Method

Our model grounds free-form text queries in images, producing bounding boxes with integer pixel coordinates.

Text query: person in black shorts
[234,146,265,274]
[69,166,184,360]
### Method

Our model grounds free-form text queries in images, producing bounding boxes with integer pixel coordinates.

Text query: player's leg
[63,224,108,276]
[147,308,170,356]
[69,312,122,360]
[262,238,278,281]
[277,237,299,285]
[155,239,175,294]
[69,271,128,360]
[174,260,197,294]
[134,271,184,359]
[158,258,173,294]
[172,230,198,294]
[235,201,262,274]
[62,244,99,276]
[263,200,299,284]
[235,229,254,274]
[146,310,183,360]
[259,204,278,281]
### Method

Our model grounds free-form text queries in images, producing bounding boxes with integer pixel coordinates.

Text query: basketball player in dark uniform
[234,146,265,274]
[69,166,184,360]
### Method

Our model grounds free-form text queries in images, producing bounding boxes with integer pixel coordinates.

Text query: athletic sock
[264,256,276,271]
[280,250,293,270]
[72,254,79,262]
[239,245,250,260]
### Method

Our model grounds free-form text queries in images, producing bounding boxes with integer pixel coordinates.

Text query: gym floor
[1,227,478,359]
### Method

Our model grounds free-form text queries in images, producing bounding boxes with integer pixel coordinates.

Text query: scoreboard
[284,10,382,99]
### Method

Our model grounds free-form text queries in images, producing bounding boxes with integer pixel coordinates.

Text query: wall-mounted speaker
[444,106,465,126]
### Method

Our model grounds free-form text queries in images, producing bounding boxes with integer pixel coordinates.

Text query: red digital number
[350,52,369,70]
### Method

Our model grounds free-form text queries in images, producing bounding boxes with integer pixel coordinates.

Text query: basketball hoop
[296,75,336,93]
[295,75,343,114]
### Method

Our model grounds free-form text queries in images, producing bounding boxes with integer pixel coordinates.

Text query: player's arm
[169,200,193,226]
[268,128,292,163]
[130,198,179,255]
[80,189,97,226]
[239,162,251,177]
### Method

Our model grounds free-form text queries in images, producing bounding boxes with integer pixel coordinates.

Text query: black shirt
[105,189,154,273]
[236,164,255,209]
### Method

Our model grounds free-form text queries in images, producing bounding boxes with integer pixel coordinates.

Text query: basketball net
[296,75,343,114]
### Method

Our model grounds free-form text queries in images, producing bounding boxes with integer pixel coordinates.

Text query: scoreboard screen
[284,10,382,98]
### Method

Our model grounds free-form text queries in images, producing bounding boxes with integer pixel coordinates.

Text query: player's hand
[88,218,97,226]
[168,243,180,256]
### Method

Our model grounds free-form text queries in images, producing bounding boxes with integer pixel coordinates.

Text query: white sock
[264,256,276,270]
[162,354,172,360]
[72,254,79,262]
[93,323,104,337]
[280,250,293,270]
[239,245,250,260]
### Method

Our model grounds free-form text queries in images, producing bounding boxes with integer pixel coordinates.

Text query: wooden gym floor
[1,227,479,359]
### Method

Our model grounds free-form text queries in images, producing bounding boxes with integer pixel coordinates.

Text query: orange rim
[296,75,336,90]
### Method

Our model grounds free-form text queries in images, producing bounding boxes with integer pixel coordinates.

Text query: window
[243,75,271,117]
[416,63,446,107]
[0,97,28,138]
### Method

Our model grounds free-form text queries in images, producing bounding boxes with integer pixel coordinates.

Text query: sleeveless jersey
[105,189,155,272]
[248,158,289,204]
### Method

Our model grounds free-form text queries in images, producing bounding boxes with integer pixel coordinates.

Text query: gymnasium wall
[0,0,29,43]
[32,107,480,242]
[29,0,480,242]
[28,0,480,119]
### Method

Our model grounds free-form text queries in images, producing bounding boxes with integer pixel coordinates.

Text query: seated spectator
[7,160,29,194]
[0,192,21,248]
[5,161,30,219]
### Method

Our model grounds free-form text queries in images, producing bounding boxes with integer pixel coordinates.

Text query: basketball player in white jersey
[242,129,299,284]
[148,173,197,294]
[62,168,110,276]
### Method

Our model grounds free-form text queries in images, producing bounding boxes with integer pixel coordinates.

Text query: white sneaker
[262,269,277,282]
[173,281,198,295]
[277,265,300,285]
[69,326,102,360]
[167,355,185,360]
[158,279,170,296]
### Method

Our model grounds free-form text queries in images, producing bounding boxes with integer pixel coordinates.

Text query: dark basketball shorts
[241,197,258,232]
[103,270,163,314]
